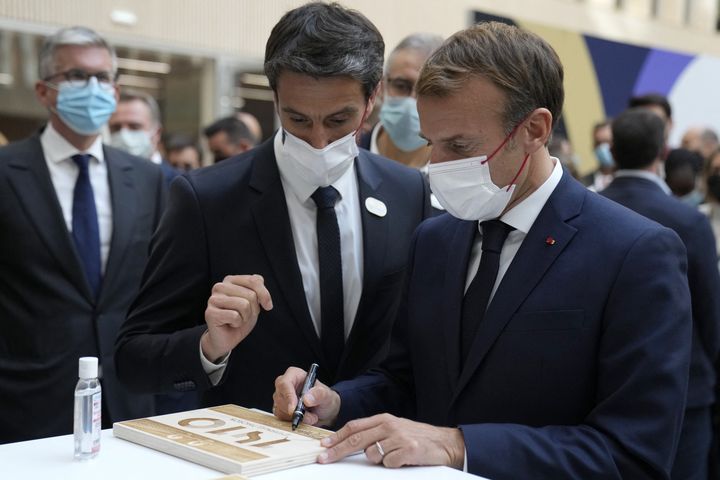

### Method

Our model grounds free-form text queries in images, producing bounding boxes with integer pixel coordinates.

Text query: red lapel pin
[545,236,556,246]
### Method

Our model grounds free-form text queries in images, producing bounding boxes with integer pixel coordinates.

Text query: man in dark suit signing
[602,108,720,480]
[115,3,429,412]
[273,22,692,479]
[0,26,163,443]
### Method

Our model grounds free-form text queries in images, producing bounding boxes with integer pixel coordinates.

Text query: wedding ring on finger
[375,440,385,458]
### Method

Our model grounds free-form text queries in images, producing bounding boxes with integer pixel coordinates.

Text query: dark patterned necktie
[311,186,344,375]
[460,219,514,363]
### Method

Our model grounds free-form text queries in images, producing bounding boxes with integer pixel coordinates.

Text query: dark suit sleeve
[115,175,213,394]
[685,217,720,364]
[333,222,427,425]
[460,227,692,479]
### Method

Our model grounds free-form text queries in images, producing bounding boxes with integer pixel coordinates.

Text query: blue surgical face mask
[379,96,426,152]
[594,142,614,168]
[51,77,117,135]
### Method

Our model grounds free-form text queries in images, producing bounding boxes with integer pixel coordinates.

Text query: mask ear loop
[480,115,531,192]
[481,120,525,165]
[506,153,531,192]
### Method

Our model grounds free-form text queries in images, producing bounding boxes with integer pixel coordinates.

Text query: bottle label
[91,391,101,453]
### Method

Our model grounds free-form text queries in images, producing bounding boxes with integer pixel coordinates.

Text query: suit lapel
[98,148,137,307]
[441,219,478,392]
[452,173,582,402]
[249,141,325,361]
[6,136,94,302]
[342,153,387,362]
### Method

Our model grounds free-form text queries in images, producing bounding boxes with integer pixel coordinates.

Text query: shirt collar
[614,169,672,195]
[499,156,563,234]
[273,129,356,205]
[40,122,105,164]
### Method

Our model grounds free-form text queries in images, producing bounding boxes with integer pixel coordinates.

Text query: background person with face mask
[359,33,443,172]
[359,33,444,214]
[0,26,163,443]
[108,90,179,187]
[115,3,430,414]
[581,119,615,192]
[273,22,691,479]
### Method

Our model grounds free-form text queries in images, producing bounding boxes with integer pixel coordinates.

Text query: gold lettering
[253,438,291,448]
[178,417,225,429]
[235,431,263,444]
[208,425,247,435]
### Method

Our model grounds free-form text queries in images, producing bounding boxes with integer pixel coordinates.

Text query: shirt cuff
[199,339,230,386]
[463,447,468,472]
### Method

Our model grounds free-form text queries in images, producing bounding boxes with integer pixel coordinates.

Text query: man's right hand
[272,366,341,427]
[201,274,273,362]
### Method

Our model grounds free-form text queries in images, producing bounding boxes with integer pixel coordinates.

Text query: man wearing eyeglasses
[358,33,444,214]
[360,33,443,172]
[0,26,163,443]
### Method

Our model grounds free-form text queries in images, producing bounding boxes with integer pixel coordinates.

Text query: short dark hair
[203,116,255,146]
[628,93,672,120]
[164,133,200,156]
[264,2,384,100]
[666,148,704,175]
[416,21,564,134]
[611,108,665,169]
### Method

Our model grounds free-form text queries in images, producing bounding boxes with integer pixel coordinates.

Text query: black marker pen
[291,363,319,431]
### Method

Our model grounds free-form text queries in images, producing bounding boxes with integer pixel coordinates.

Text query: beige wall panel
[1,0,719,60]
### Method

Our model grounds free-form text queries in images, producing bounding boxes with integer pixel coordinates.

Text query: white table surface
[0,430,486,479]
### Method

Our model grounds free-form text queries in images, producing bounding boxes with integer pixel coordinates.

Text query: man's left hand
[319,413,465,469]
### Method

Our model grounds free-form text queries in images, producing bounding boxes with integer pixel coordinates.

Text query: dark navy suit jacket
[334,172,692,479]
[115,137,430,412]
[602,175,720,410]
[0,135,163,443]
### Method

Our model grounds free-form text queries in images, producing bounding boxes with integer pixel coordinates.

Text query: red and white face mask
[428,121,530,221]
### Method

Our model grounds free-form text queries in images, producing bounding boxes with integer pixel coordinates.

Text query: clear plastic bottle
[73,356,101,460]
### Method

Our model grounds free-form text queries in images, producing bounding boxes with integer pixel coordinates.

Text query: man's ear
[523,107,553,153]
[366,83,381,118]
[35,80,52,108]
[152,126,163,150]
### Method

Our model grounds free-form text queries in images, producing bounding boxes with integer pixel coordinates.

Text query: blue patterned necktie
[71,154,102,298]
[311,186,344,377]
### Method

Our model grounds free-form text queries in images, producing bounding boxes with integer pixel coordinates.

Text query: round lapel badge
[365,197,387,217]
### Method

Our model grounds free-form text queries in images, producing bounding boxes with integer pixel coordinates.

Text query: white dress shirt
[274,130,364,339]
[40,123,113,273]
[465,158,563,296]
[201,131,365,381]
[614,169,672,195]
[460,157,562,473]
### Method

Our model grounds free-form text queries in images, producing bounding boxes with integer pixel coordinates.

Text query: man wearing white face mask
[272,22,692,479]
[108,90,179,187]
[116,3,430,415]
[0,26,163,443]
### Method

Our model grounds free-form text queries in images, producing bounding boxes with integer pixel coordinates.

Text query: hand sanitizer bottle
[73,356,101,460]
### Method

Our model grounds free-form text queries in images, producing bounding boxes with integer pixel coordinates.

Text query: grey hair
[119,90,162,127]
[39,26,117,80]
[386,33,444,72]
